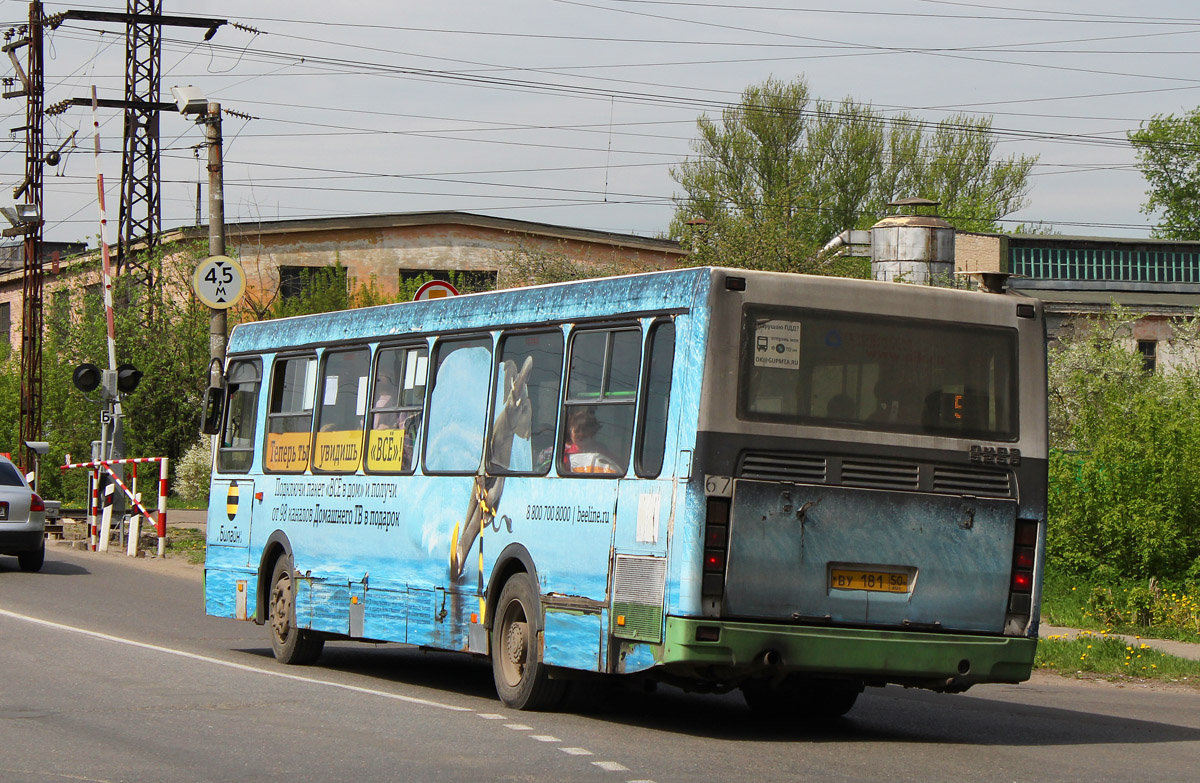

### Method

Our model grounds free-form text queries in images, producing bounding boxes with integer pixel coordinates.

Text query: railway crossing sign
[192,255,246,309]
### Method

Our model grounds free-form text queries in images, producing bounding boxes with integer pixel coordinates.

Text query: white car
[0,454,46,572]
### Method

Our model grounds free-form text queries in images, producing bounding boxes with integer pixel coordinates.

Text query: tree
[670,76,1038,271]
[1046,308,1200,580]
[1128,108,1200,240]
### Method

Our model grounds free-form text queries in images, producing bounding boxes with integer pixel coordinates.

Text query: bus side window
[636,320,675,478]
[217,359,262,473]
[489,331,564,475]
[312,348,370,473]
[265,355,317,473]
[366,345,428,474]
[561,327,641,477]
[424,338,493,474]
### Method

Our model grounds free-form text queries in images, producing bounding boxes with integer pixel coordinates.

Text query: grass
[1041,569,1200,643]
[1036,631,1200,686]
[163,527,206,565]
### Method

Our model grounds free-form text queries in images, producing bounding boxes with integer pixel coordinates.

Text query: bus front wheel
[268,555,324,665]
[491,572,565,710]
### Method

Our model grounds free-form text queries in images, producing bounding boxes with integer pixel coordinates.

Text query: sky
[3,0,1200,247]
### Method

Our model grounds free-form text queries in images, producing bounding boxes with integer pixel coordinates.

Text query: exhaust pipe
[757,649,781,667]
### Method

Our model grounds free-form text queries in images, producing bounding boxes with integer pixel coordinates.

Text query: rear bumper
[0,528,45,554]
[661,617,1036,691]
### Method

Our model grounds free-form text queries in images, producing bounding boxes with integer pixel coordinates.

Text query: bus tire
[268,555,324,665]
[742,676,861,720]
[491,571,564,710]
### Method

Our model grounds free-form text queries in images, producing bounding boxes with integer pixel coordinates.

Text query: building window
[0,302,10,348]
[278,265,348,299]
[398,268,497,293]
[1137,340,1157,373]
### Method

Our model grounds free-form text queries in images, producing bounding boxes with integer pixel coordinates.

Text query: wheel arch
[255,530,293,624]
[485,542,540,628]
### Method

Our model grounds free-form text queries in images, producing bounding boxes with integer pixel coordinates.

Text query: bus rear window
[740,307,1018,440]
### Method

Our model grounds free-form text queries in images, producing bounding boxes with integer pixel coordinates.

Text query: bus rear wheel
[742,676,861,720]
[268,555,324,665]
[491,572,565,711]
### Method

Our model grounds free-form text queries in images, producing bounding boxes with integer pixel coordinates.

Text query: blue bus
[204,267,1046,715]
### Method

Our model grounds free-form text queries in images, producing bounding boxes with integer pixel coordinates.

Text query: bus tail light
[1004,519,1039,633]
[702,497,730,599]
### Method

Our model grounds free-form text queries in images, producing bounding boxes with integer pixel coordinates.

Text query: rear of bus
[665,268,1046,714]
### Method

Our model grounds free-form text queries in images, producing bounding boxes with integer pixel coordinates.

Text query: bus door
[207,357,263,620]
[610,319,678,656]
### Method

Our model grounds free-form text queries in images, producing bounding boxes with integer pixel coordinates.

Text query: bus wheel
[268,556,324,665]
[742,676,861,720]
[491,572,565,711]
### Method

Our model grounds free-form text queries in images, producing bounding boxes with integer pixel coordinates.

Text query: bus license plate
[830,568,908,593]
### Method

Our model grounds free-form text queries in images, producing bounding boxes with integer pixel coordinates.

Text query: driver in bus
[563,406,620,474]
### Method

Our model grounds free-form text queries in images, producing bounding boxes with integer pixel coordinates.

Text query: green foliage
[1047,309,1200,580]
[670,76,1037,271]
[1128,108,1200,240]
[23,242,214,503]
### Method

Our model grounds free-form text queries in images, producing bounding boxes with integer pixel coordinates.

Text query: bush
[174,437,212,505]
[1047,309,1200,580]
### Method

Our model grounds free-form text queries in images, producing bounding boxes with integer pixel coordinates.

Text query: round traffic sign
[414,280,459,301]
[192,255,246,309]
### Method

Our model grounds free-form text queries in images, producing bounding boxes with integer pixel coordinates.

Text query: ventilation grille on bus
[612,554,667,644]
[738,452,827,483]
[841,459,920,491]
[932,466,1012,498]
[736,450,1013,499]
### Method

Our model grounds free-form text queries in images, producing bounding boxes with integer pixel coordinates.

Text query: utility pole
[205,101,227,371]
[2,2,45,473]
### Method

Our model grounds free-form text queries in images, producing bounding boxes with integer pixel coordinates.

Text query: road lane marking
[561,748,593,756]
[0,608,470,713]
[505,723,533,730]
[593,761,629,772]
[531,735,561,742]
[477,713,505,720]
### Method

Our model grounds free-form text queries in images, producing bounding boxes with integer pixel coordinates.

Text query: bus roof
[227,266,714,354]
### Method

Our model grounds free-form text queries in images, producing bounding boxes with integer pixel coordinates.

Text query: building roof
[1010,279,1200,315]
[162,210,684,256]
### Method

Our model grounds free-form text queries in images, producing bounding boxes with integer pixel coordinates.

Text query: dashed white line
[530,734,561,742]
[593,761,630,772]
[476,713,506,720]
[504,723,533,731]
[0,608,470,712]
[561,747,593,756]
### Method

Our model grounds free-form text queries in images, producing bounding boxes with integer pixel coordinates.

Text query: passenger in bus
[563,406,621,474]
[372,373,399,429]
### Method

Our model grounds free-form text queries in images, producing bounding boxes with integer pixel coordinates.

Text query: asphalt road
[3,545,1200,783]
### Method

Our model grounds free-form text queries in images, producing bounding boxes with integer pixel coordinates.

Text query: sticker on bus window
[313,429,363,472]
[753,320,801,370]
[265,432,311,472]
[366,428,407,472]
